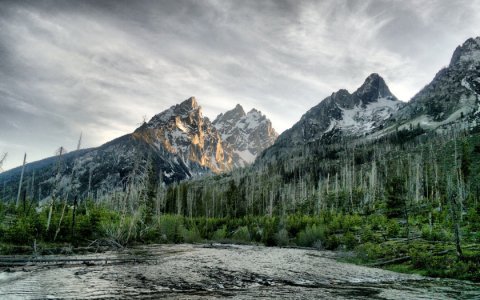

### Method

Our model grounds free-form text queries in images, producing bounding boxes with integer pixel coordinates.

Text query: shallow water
[0,244,479,299]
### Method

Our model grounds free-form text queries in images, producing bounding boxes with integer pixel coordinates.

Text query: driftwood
[369,249,454,267]
[88,238,124,250]
[369,256,411,267]
[0,257,154,267]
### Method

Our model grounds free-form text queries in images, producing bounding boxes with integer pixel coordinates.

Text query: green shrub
[421,225,452,241]
[360,227,377,243]
[296,224,325,247]
[325,234,340,250]
[261,217,277,246]
[211,225,227,241]
[274,228,289,246]
[101,213,141,245]
[232,226,251,242]
[355,242,383,261]
[386,219,400,237]
[157,215,184,243]
[3,215,41,244]
[367,214,388,231]
[343,231,357,250]
[181,225,202,243]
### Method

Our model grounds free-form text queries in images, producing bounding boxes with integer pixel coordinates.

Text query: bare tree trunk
[46,196,54,231]
[71,195,77,244]
[447,175,463,258]
[0,152,7,170]
[16,153,27,207]
[54,134,82,241]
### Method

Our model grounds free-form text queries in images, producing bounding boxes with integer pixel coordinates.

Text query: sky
[1,0,480,171]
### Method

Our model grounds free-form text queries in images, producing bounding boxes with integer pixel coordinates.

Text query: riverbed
[0,244,478,299]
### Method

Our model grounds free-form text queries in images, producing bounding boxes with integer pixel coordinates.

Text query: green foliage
[274,228,290,246]
[386,219,400,237]
[355,242,384,261]
[181,225,202,243]
[421,225,452,241]
[386,176,407,218]
[157,215,184,243]
[231,226,251,243]
[211,225,227,241]
[296,224,326,248]
[101,212,141,245]
[343,231,357,250]
[3,214,40,244]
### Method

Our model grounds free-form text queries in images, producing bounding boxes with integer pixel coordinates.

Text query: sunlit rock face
[135,97,233,173]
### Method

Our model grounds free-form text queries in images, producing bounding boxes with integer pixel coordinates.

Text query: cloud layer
[1,0,479,170]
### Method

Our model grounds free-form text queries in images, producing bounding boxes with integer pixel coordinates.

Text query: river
[0,244,479,299]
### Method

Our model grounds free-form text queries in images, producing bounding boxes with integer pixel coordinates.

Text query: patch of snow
[335,97,401,134]
[324,120,336,133]
[163,170,174,178]
[461,77,473,91]
[234,149,256,164]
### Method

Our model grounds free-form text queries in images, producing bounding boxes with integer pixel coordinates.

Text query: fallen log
[0,257,155,267]
[368,256,411,267]
[368,249,455,267]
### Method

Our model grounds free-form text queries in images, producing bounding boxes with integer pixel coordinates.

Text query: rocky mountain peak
[135,98,279,172]
[234,103,246,114]
[147,97,202,130]
[182,96,199,109]
[214,104,246,125]
[394,36,480,126]
[213,105,278,167]
[354,73,396,104]
[270,74,402,151]
[450,37,480,67]
[329,89,353,107]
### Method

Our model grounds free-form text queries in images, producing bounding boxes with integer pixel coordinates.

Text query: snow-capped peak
[213,105,278,167]
[214,104,246,126]
[274,73,402,146]
[133,97,278,172]
[328,74,401,134]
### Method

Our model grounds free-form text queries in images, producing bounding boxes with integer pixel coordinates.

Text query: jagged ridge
[213,104,278,167]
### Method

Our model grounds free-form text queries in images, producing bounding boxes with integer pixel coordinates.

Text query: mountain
[0,97,277,201]
[282,73,402,143]
[261,37,480,164]
[391,37,480,131]
[134,97,232,173]
[260,73,403,161]
[213,104,278,167]
[165,36,480,221]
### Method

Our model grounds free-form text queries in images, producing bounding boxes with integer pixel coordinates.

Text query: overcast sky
[1,0,479,171]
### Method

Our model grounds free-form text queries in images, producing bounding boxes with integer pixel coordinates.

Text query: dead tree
[15,153,27,207]
[47,147,67,231]
[0,152,7,172]
[54,134,82,241]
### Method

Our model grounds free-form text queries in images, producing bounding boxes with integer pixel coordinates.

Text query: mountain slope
[0,133,205,203]
[0,97,278,202]
[391,37,480,130]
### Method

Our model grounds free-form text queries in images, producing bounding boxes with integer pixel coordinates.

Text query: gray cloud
[0,0,479,170]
